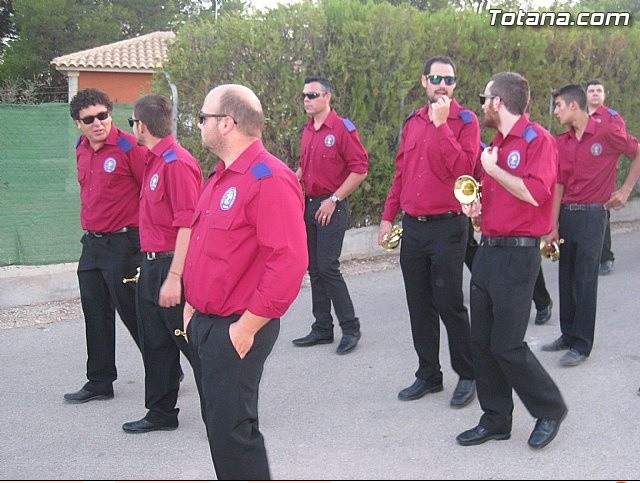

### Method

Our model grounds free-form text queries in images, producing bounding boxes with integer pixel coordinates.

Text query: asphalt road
[2,229,639,480]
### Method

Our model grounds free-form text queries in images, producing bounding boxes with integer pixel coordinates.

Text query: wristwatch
[329,194,340,203]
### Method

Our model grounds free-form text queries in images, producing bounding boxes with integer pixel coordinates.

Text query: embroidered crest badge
[324,134,335,147]
[103,157,117,173]
[220,187,237,211]
[150,173,159,190]
[507,150,521,169]
[591,143,603,156]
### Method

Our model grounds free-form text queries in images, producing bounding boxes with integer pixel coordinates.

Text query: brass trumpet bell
[122,266,141,284]
[454,175,481,205]
[540,239,564,262]
[382,225,403,251]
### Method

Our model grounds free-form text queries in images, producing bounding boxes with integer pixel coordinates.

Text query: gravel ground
[2,219,638,331]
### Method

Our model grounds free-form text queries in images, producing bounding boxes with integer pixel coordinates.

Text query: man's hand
[604,187,632,210]
[315,198,337,226]
[429,95,452,127]
[159,272,182,307]
[378,220,393,246]
[480,146,499,176]
[182,302,196,342]
[229,321,256,359]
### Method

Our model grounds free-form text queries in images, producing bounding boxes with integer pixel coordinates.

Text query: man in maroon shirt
[456,72,566,449]
[122,94,203,433]
[378,56,478,407]
[292,76,369,354]
[64,88,146,404]
[182,84,307,479]
[542,84,640,366]
[586,79,627,276]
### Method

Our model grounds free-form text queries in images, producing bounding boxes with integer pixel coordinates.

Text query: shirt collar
[215,139,267,176]
[149,134,176,158]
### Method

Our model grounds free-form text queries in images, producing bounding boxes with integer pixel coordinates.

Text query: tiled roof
[51,31,175,72]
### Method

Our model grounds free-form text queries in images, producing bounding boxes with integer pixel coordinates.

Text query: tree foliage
[162,0,640,226]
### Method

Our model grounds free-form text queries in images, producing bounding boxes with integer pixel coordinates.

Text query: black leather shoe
[336,331,361,354]
[450,379,476,408]
[292,331,333,347]
[535,300,553,325]
[541,337,569,352]
[528,409,567,449]
[398,378,443,401]
[599,260,614,275]
[63,387,114,404]
[456,425,511,446]
[122,418,178,433]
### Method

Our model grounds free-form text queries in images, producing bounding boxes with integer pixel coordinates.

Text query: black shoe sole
[63,393,114,404]
[457,432,511,446]
[450,391,476,408]
[528,409,567,449]
[122,424,179,434]
[398,384,444,401]
[292,338,334,347]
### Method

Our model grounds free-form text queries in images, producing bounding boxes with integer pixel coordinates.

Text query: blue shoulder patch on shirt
[251,162,272,180]
[343,118,357,132]
[523,125,538,143]
[117,136,133,153]
[162,149,178,163]
[459,110,473,124]
[480,141,487,150]
[608,108,619,116]
[403,110,416,126]
[76,136,83,148]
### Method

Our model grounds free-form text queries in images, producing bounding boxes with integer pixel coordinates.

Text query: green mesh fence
[0,103,134,266]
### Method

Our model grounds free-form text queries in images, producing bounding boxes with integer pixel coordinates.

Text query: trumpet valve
[382,225,403,251]
[122,267,141,284]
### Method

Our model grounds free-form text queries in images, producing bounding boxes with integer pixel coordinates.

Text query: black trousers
[188,312,279,480]
[600,210,614,263]
[470,244,566,432]
[558,208,608,356]
[77,230,142,393]
[465,220,551,310]
[400,214,474,384]
[136,257,192,424]
[305,196,359,335]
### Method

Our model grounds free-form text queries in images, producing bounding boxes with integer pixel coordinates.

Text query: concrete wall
[2,198,639,308]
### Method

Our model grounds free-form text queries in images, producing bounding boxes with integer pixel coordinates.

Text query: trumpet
[175,329,186,337]
[122,266,141,284]
[454,175,481,205]
[540,239,564,262]
[381,225,403,251]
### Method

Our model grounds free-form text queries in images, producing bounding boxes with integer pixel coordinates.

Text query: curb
[2,198,639,308]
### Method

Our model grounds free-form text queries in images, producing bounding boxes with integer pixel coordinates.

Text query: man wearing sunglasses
[457,72,566,449]
[122,94,203,433]
[378,56,478,408]
[292,76,369,354]
[586,79,627,276]
[64,88,146,404]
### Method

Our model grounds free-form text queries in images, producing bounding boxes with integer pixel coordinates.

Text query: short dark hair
[70,88,112,120]
[134,94,173,138]
[586,78,603,88]
[489,72,530,115]
[423,55,456,76]
[553,84,587,111]
[304,76,332,94]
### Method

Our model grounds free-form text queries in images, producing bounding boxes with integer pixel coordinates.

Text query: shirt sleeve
[340,128,369,175]
[247,173,308,318]
[381,129,406,222]
[165,158,203,228]
[433,113,480,179]
[522,133,558,204]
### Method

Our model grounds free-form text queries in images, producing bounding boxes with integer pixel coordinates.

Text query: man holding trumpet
[456,72,567,449]
[379,56,479,408]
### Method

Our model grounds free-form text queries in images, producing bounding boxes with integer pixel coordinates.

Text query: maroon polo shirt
[382,99,480,221]
[299,109,368,197]
[76,125,145,232]
[481,116,557,237]
[139,134,203,252]
[183,140,308,318]
[557,116,638,204]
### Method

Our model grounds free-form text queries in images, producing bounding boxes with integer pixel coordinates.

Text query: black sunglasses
[479,93,498,106]
[426,75,456,86]
[197,111,237,125]
[128,117,140,128]
[80,111,110,125]
[301,92,323,100]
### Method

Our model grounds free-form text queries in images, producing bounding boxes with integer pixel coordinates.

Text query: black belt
[87,226,134,237]
[409,212,461,222]
[144,251,175,260]
[481,236,539,247]
[562,203,605,211]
